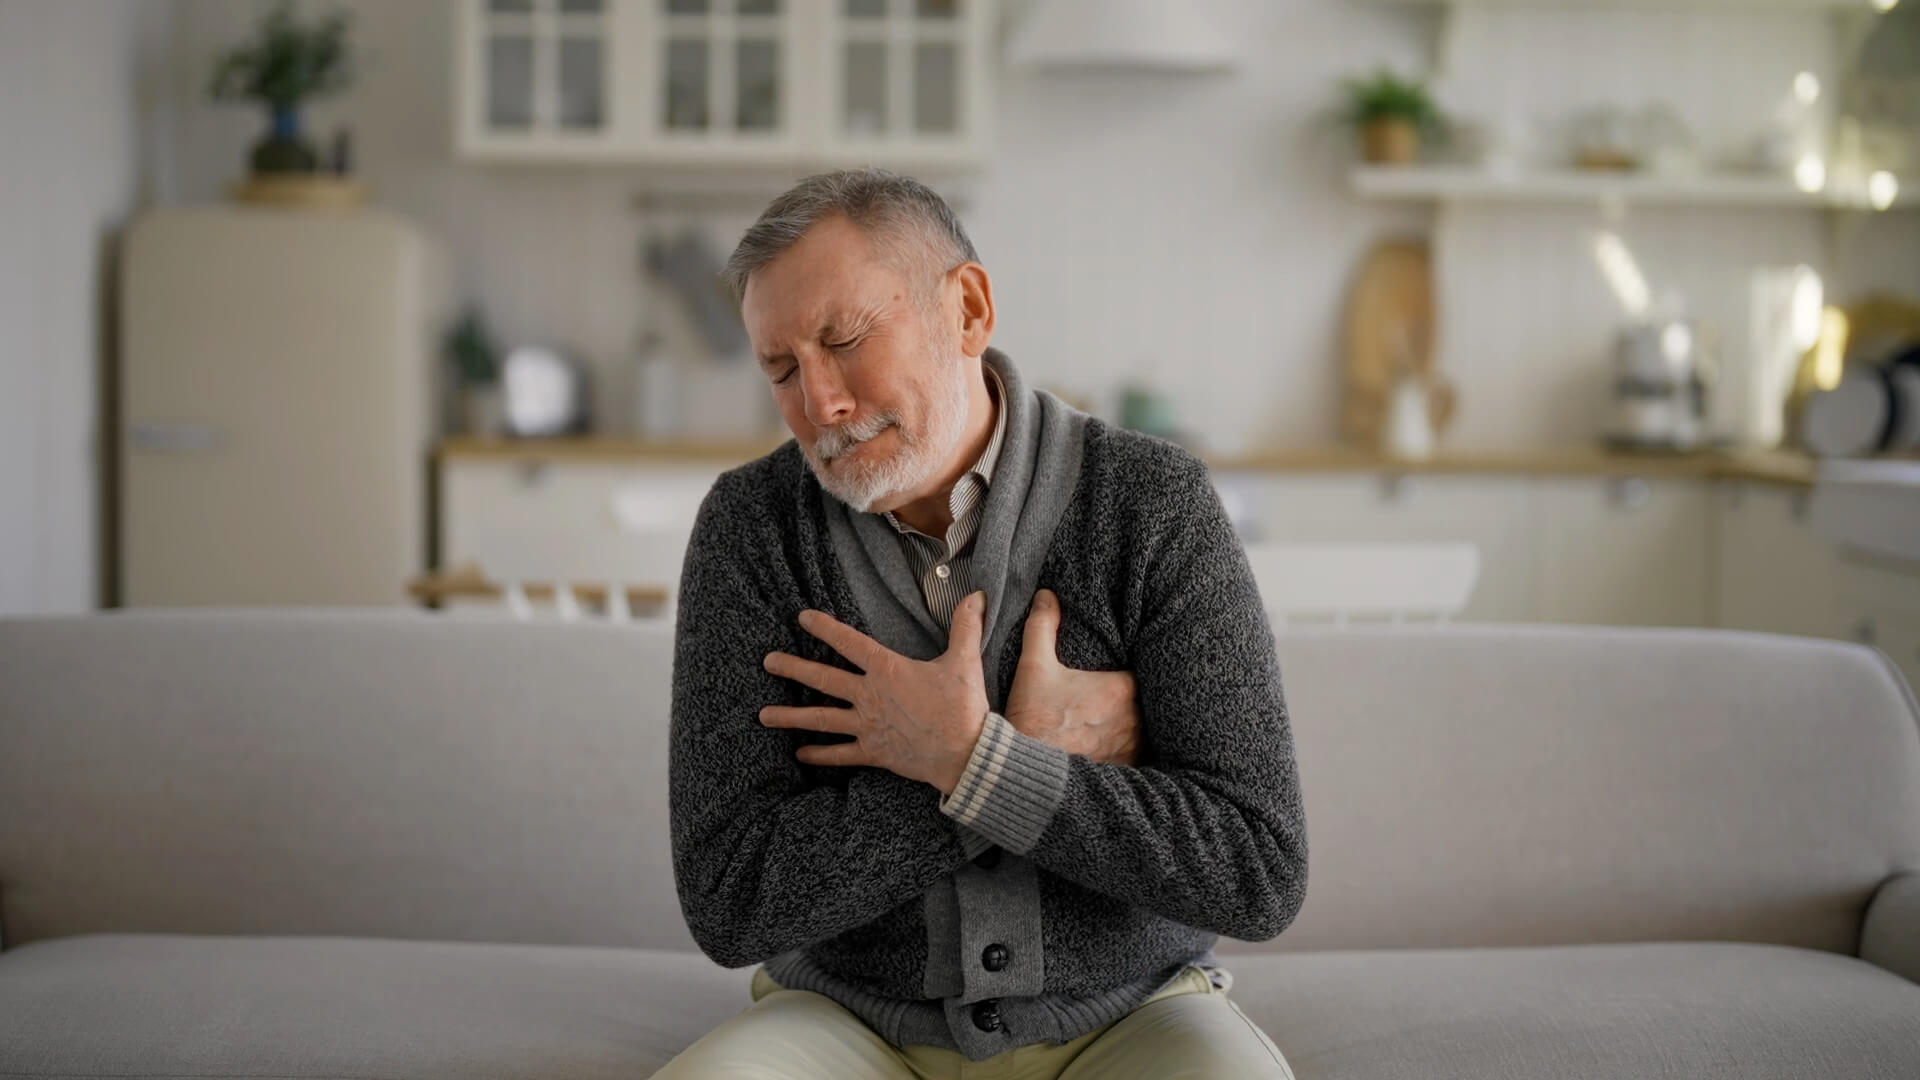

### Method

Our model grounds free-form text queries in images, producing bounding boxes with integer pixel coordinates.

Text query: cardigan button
[981,943,1009,972]
[972,999,1003,1032]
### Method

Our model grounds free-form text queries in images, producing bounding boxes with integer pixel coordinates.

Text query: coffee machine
[1605,315,1709,452]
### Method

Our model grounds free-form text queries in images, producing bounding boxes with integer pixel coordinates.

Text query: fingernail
[1037,590,1054,610]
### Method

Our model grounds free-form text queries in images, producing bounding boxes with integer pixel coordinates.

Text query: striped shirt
[881,364,1007,632]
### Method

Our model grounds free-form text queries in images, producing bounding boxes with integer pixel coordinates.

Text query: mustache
[814,411,902,461]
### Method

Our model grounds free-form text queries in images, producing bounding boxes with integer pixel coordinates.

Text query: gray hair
[722,167,979,305]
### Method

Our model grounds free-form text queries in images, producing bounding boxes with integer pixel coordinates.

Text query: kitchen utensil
[1570,105,1639,170]
[1343,240,1455,450]
[502,345,591,437]
[1803,345,1920,457]
[1803,367,1896,457]
[1605,315,1709,452]
[1385,370,1435,460]
[630,332,681,440]
[645,230,748,358]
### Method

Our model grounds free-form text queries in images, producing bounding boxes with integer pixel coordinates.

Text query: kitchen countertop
[435,437,1821,488]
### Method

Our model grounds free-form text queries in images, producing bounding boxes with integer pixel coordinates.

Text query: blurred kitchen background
[4,0,1920,683]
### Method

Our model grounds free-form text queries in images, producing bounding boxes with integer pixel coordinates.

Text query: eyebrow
[757,305,885,367]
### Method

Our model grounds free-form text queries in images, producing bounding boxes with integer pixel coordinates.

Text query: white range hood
[1005,0,1240,73]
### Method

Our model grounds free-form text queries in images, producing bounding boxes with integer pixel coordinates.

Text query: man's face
[741,215,970,513]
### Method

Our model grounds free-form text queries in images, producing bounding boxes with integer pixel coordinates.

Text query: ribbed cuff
[956,824,997,860]
[938,711,1070,854]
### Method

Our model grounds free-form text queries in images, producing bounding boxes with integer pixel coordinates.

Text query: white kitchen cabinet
[441,450,1875,636]
[1216,473,1537,623]
[1531,477,1711,627]
[1832,556,1920,693]
[439,456,729,592]
[817,0,994,171]
[455,0,995,169]
[1710,481,1847,639]
[458,0,626,157]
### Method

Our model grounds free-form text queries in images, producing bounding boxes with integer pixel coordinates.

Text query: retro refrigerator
[119,206,450,606]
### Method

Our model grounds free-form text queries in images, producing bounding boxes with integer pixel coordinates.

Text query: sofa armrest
[1861,871,1920,984]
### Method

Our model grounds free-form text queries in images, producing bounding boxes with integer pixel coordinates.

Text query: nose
[797,353,856,429]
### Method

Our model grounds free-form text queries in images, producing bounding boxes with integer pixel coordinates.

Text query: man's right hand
[1005,589,1141,766]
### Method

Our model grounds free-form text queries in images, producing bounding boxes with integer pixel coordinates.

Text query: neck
[887,359,995,536]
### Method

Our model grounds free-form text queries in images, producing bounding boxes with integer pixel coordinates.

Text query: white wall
[0,0,153,615]
[144,0,1920,456]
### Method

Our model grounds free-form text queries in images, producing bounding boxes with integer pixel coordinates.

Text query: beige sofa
[1,609,1917,1078]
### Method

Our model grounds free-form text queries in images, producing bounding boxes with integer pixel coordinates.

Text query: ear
[953,262,995,357]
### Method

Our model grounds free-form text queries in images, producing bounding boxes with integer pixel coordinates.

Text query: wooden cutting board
[1342,239,1455,448]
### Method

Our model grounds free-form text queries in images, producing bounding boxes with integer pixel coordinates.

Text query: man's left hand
[759,592,990,797]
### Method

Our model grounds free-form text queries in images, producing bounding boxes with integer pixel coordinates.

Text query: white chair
[1240,542,1481,627]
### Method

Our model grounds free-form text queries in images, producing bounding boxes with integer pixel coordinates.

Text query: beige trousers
[653,963,1296,1079]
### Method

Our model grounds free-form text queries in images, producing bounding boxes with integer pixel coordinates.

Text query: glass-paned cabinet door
[823,0,990,164]
[638,0,805,158]
[463,0,619,153]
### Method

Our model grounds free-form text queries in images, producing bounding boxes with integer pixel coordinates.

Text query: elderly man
[659,168,1306,1079]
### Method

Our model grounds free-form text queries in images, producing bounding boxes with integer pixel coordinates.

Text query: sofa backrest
[1262,623,1920,956]
[2,612,1917,958]
[0,611,692,952]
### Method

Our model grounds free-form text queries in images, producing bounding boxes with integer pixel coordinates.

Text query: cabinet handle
[1608,476,1650,509]
[514,460,551,488]
[128,422,223,453]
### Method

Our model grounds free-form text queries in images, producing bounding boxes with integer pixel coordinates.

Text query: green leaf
[207,1,355,108]
[1337,66,1446,134]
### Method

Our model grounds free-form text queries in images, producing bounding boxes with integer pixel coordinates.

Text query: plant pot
[251,105,319,175]
[460,384,505,438]
[1363,118,1421,166]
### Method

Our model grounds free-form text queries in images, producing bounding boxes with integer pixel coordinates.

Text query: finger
[795,741,870,768]
[1020,588,1062,668]
[759,705,859,735]
[797,610,887,672]
[763,651,862,701]
[945,591,987,659]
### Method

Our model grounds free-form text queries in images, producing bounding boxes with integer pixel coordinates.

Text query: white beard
[808,341,972,514]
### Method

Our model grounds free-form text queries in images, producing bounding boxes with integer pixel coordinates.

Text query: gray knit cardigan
[669,349,1307,1060]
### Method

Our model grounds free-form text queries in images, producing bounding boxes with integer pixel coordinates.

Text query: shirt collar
[972,363,1007,486]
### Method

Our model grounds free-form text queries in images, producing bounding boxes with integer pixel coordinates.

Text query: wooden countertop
[436,437,1820,488]
[1207,447,1818,488]
[436,436,788,464]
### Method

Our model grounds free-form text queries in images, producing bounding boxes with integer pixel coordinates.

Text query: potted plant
[1340,68,1445,166]
[210,2,354,176]
[445,308,504,438]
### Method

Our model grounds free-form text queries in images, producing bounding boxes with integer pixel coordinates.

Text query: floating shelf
[1350,165,1914,210]
[1366,0,1886,8]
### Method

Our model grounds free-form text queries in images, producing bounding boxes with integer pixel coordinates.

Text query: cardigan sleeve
[668,474,973,968]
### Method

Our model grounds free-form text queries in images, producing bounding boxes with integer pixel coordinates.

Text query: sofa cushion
[0,934,752,1079]
[1226,941,1920,1080]
[5,936,1916,1079]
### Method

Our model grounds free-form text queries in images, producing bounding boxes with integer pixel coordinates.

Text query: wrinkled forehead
[740,231,912,349]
